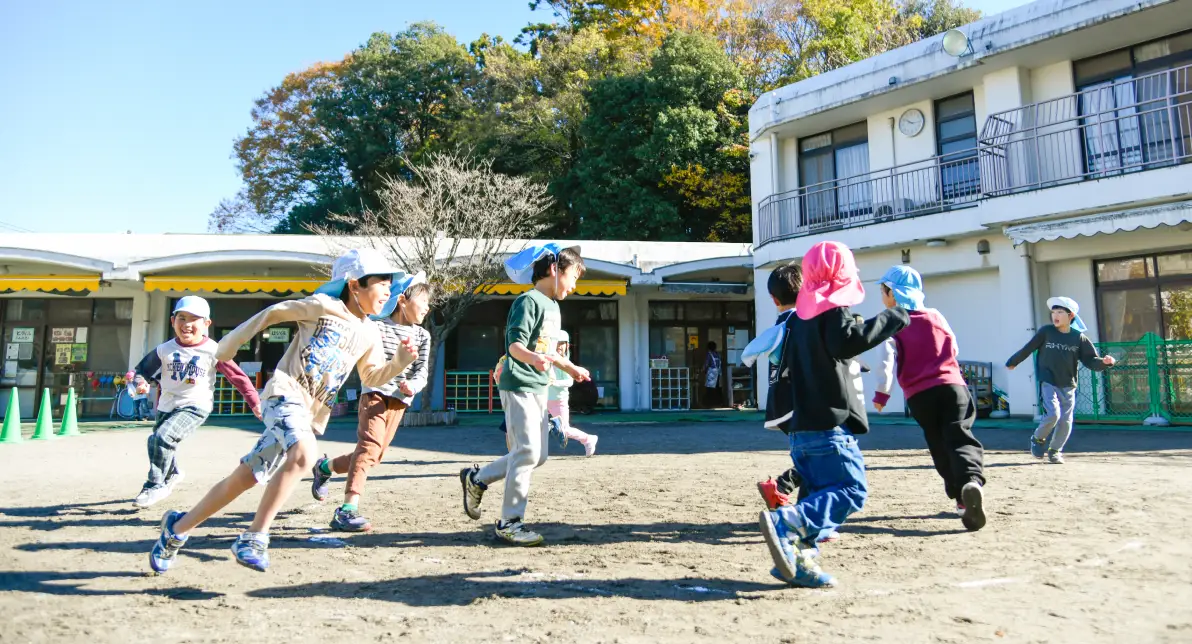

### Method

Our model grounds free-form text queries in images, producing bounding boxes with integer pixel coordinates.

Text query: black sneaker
[330,507,372,532]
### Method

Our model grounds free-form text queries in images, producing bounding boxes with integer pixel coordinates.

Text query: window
[799,122,870,227]
[1074,30,1192,176]
[1095,250,1192,342]
[935,92,979,200]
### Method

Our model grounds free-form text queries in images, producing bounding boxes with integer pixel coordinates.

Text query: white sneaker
[165,468,186,491]
[584,435,599,457]
[133,485,172,509]
[495,518,544,546]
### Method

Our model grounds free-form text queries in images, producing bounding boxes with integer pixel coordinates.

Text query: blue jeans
[776,428,868,544]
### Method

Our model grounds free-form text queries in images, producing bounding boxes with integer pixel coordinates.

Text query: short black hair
[707,341,718,351]
[531,246,585,283]
[339,273,391,305]
[767,262,802,305]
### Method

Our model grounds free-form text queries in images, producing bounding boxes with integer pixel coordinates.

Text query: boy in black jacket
[759,241,908,589]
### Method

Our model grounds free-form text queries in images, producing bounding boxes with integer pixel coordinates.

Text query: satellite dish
[942,29,973,57]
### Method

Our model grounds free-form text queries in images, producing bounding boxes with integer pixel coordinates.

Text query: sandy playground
[1,418,1191,643]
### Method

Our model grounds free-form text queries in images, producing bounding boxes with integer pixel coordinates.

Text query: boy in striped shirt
[311,272,433,532]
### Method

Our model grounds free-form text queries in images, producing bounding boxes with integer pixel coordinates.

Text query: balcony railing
[757,62,1192,246]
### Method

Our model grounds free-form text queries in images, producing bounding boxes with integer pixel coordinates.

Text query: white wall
[1046,258,1099,341]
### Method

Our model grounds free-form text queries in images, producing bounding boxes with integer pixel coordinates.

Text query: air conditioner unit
[874,198,916,221]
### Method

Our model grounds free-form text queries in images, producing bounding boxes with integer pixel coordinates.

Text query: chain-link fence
[1065,334,1192,424]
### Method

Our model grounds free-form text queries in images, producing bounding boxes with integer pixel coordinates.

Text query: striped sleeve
[361,320,428,400]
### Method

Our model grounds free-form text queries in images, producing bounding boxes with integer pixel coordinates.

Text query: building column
[753,268,778,410]
[146,292,171,351]
[127,290,151,369]
[616,292,640,411]
[997,243,1039,418]
[635,293,651,411]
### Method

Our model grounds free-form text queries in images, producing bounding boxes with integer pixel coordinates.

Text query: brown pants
[330,392,407,497]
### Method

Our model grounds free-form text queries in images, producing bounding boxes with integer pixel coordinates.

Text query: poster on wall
[5,344,18,360]
[12,328,34,343]
[267,328,291,344]
[688,334,699,350]
[3,360,16,378]
[51,327,75,344]
[54,344,72,365]
[17,344,32,360]
[75,327,88,343]
[71,344,88,362]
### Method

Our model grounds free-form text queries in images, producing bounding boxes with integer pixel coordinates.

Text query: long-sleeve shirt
[134,337,260,414]
[780,306,909,434]
[217,294,416,434]
[362,318,431,405]
[873,308,967,406]
[1006,324,1109,388]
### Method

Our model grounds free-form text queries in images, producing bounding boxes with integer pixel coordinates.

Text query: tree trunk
[424,328,448,411]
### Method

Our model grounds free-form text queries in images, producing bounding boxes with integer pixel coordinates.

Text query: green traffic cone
[0,388,22,444]
[30,388,55,440]
[58,388,81,437]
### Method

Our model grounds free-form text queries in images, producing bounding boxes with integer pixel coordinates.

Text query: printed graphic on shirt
[1044,342,1080,353]
[534,309,561,355]
[167,352,205,385]
[295,317,357,407]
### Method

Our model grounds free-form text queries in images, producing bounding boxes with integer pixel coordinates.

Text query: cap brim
[315,278,347,297]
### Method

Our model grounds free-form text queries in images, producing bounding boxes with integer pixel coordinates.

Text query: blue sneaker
[1030,436,1047,459]
[330,506,372,532]
[758,510,835,588]
[149,510,188,574]
[232,532,270,572]
[311,455,332,502]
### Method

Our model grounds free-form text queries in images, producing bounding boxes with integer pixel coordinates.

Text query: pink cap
[795,241,865,320]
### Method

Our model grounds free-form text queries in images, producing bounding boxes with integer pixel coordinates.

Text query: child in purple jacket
[872,266,987,531]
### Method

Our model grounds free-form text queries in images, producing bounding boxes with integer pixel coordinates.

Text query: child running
[125,370,153,422]
[148,249,417,573]
[310,272,432,532]
[547,330,598,456]
[459,243,590,546]
[1006,296,1115,464]
[758,241,909,588]
[872,266,987,531]
[131,296,261,509]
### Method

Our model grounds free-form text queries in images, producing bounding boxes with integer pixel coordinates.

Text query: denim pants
[775,428,868,545]
[1036,382,1078,452]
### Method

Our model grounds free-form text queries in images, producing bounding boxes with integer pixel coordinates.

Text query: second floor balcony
[757,63,1192,247]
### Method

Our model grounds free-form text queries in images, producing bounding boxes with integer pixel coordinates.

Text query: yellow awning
[144,276,324,295]
[0,275,101,294]
[481,280,627,297]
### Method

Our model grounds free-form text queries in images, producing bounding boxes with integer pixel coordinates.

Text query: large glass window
[1096,250,1192,341]
[935,92,980,200]
[799,122,870,226]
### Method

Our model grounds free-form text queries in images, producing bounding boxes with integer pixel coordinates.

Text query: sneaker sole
[460,468,481,520]
[758,510,797,582]
[330,520,372,533]
[495,532,545,547]
[960,483,986,532]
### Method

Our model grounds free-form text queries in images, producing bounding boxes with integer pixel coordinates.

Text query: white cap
[315,248,406,297]
[173,296,211,319]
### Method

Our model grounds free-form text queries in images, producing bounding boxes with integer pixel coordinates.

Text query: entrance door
[1,324,44,418]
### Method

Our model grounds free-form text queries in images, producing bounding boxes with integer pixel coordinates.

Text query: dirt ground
[2,418,1191,643]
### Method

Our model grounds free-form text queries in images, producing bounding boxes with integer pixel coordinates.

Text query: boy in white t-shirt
[148,250,418,574]
[132,296,261,509]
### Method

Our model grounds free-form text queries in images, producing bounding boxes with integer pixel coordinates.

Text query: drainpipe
[888,117,897,166]
[768,132,779,192]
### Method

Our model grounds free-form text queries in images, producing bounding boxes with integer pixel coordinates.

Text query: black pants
[906,384,985,500]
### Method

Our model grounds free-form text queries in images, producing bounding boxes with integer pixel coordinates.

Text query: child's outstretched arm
[1005,329,1046,370]
[133,349,162,385]
[400,330,432,396]
[1078,335,1115,371]
[215,297,325,362]
[549,353,590,382]
[216,360,262,418]
[823,307,910,360]
[872,339,897,411]
[358,337,418,389]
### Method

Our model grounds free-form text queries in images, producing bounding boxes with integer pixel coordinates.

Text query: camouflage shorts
[240,396,315,484]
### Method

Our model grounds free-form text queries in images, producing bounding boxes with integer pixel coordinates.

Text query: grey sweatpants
[1035,382,1077,452]
[477,390,551,522]
[145,406,209,488]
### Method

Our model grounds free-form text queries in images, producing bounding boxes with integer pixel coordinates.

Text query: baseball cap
[173,295,211,319]
[314,248,406,297]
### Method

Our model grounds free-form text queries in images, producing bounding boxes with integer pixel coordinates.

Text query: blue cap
[879,265,925,311]
[504,243,565,285]
[373,271,428,320]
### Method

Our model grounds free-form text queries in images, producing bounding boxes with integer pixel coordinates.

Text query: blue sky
[0,0,1029,235]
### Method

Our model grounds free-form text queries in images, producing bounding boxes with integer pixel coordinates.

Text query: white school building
[749,0,1192,425]
[0,234,755,418]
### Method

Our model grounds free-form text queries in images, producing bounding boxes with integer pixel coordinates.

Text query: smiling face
[554,264,582,301]
[171,311,211,345]
[350,276,392,318]
[398,290,431,325]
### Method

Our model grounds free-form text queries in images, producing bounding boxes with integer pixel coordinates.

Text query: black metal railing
[757,62,1192,246]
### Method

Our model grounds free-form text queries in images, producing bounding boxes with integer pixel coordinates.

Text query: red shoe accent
[756,478,791,511]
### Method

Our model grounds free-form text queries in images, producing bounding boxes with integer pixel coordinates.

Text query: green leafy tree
[565,31,750,241]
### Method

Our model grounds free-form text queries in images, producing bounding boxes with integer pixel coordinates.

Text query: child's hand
[1007,364,1015,371]
[1102,355,1116,367]
[570,365,591,382]
[528,353,553,372]
[873,402,885,412]
[395,337,418,362]
[399,381,415,396]
[252,405,263,420]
